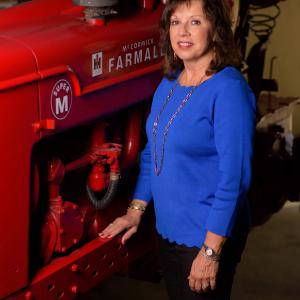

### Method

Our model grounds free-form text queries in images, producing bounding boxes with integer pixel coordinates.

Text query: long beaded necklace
[153,72,207,176]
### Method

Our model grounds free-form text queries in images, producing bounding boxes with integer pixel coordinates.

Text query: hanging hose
[86,172,120,210]
[85,141,122,210]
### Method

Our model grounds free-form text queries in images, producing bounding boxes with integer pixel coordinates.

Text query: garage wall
[246,1,300,98]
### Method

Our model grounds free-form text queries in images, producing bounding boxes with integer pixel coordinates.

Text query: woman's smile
[177,41,194,48]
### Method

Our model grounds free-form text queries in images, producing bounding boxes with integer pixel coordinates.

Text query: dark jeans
[158,234,247,300]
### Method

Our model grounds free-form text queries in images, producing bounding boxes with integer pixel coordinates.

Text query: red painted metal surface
[121,108,142,170]
[0,0,164,135]
[7,230,156,300]
[0,33,40,297]
[0,0,162,299]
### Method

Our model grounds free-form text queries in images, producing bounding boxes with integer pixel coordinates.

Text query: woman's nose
[178,22,190,36]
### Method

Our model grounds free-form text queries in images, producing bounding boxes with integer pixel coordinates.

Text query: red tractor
[0,0,293,299]
[0,1,164,299]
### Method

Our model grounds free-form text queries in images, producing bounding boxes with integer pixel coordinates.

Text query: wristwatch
[202,243,221,261]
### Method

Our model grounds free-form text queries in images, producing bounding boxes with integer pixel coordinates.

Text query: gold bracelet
[128,201,146,212]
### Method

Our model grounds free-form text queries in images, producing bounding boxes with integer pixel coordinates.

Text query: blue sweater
[133,67,256,247]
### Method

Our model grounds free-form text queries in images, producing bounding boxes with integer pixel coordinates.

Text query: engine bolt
[25,291,33,300]
[71,264,80,272]
[71,285,79,294]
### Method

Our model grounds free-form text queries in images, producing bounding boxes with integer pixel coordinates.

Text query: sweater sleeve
[205,79,256,237]
[132,141,153,203]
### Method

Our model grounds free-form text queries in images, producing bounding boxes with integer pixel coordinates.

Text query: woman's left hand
[188,251,219,293]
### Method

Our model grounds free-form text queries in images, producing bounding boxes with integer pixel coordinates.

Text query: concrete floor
[87,202,300,300]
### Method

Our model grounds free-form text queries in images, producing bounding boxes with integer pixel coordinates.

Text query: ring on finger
[108,223,114,227]
[202,282,209,289]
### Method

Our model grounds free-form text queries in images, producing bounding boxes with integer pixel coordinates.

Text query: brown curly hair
[160,0,242,79]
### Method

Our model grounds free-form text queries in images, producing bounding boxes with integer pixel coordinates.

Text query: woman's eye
[191,19,201,25]
[170,20,179,26]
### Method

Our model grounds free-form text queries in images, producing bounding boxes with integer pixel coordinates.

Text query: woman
[100,0,256,299]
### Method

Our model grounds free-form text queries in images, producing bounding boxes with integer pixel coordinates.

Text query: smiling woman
[100,1,256,299]
[160,0,242,80]
[168,2,212,81]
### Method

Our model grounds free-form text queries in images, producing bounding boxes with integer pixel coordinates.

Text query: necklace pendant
[153,121,158,134]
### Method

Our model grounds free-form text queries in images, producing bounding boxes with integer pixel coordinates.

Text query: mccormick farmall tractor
[0,0,292,299]
[0,1,164,298]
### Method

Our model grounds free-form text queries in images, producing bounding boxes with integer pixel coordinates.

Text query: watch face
[206,248,213,256]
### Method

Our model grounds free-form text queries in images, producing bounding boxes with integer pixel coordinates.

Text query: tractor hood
[0,36,38,92]
[0,0,163,92]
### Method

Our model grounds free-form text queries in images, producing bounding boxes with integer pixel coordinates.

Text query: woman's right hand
[99,208,143,244]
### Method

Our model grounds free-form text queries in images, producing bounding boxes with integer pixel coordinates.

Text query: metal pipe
[121,109,142,170]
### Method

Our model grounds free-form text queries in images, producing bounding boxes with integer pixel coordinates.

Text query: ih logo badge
[92,52,103,77]
[51,79,73,120]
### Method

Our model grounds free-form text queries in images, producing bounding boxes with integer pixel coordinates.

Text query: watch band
[202,243,221,261]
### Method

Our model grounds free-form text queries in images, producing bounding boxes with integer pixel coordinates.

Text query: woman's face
[169,0,212,65]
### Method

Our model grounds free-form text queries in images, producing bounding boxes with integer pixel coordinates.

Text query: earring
[173,51,177,61]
